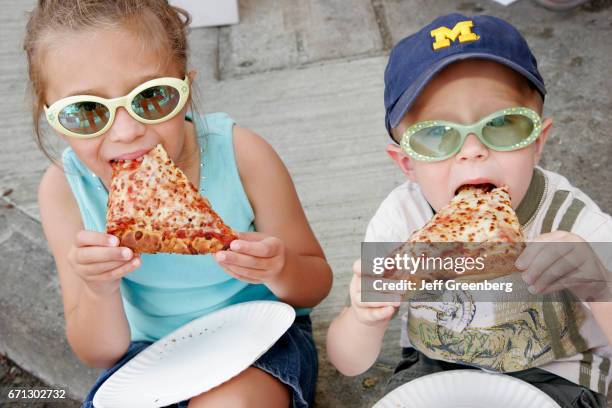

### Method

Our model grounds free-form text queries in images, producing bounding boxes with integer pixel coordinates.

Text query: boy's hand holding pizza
[214,232,287,284]
[517,231,612,302]
[349,260,401,326]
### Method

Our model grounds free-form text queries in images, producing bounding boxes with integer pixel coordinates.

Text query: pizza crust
[118,229,162,254]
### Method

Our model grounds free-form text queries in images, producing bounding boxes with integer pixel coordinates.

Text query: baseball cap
[384,13,546,140]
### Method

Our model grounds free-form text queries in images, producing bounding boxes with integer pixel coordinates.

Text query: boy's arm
[327,306,392,376]
[588,302,612,343]
[326,260,399,376]
[517,230,612,343]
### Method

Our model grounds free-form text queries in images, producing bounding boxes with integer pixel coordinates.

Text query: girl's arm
[218,126,332,308]
[38,164,132,368]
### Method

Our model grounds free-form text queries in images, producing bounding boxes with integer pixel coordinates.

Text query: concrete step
[0,203,100,398]
[217,0,384,78]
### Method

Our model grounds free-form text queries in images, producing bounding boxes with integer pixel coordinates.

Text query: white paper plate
[373,369,561,408]
[93,301,295,408]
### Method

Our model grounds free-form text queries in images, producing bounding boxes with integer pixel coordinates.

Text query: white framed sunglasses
[44,76,190,138]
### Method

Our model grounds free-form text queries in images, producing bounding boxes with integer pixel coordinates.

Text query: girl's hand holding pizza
[67,230,141,297]
[214,232,286,284]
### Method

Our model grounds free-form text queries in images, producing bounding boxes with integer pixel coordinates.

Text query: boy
[327,14,611,407]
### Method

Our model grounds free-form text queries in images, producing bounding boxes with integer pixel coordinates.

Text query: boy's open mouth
[454,182,497,195]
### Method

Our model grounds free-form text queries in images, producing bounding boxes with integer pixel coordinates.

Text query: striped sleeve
[538,189,611,238]
[532,170,612,394]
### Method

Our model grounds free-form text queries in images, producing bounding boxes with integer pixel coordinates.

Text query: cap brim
[387,53,547,140]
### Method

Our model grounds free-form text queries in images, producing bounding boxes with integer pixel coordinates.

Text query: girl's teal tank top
[62,112,309,341]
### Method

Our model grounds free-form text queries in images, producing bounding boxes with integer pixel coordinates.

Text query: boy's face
[387,60,552,211]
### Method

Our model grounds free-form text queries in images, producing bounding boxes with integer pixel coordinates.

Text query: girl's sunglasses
[400,107,542,162]
[44,76,190,138]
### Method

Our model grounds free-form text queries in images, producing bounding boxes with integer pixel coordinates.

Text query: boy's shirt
[365,167,612,395]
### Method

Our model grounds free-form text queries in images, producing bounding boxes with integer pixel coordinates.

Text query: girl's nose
[107,108,146,143]
[455,133,489,162]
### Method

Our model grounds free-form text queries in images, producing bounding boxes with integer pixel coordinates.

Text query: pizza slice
[409,184,523,243]
[386,184,524,283]
[106,144,237,255]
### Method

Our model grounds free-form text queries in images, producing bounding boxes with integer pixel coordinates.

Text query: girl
[25,1,332,407]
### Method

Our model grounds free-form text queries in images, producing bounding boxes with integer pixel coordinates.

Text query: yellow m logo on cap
[430,20,480,51]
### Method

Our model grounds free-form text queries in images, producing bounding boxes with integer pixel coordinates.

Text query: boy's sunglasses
[400,107,542,162]
[44,76,190,138]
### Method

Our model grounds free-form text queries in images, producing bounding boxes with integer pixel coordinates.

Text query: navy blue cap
[384,13,546,139]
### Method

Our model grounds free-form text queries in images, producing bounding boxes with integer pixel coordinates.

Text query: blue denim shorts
[81,315,317,408]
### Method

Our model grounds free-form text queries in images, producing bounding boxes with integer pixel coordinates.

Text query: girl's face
[43,27,195,187]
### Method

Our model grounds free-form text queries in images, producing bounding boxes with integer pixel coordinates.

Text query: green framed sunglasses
[44,76,190,138]
[400,107,542,162]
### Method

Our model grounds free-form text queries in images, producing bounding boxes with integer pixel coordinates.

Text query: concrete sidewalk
[1,0,611,406]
